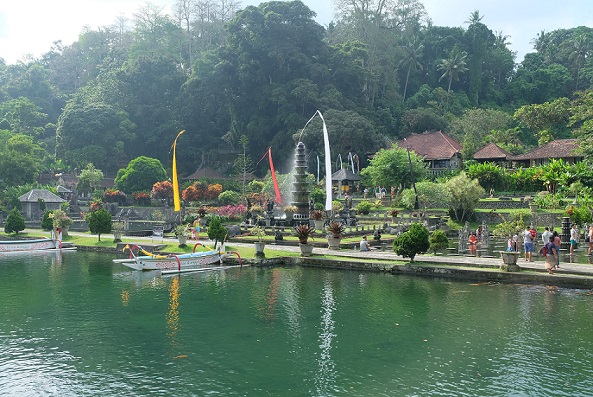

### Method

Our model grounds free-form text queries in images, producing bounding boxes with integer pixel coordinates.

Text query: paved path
[59,230,593,278]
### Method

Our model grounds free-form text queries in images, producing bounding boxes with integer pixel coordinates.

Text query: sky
[1,0,592,65]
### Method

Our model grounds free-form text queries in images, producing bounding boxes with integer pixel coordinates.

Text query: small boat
[0,237,60,253]
[115,243,242,272]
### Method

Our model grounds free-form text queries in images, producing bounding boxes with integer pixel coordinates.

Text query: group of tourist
[504,224,593,274]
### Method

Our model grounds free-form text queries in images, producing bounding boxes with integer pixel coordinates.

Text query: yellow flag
[171,130,185,212]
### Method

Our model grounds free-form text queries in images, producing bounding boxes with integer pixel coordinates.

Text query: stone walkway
[56,230,593,284]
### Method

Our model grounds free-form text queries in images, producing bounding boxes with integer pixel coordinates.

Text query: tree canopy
[1,1,593,183]
[114,156,167,194]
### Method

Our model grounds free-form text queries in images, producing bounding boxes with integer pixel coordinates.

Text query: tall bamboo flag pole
[171,130,185,212]
[298,110,332,211]
[257,148,283,205]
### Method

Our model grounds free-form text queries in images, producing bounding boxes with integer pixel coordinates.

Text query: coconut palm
[437,46,468,110]
[568,33,590,91]
[398,36,424,102]
[438,47,468,94]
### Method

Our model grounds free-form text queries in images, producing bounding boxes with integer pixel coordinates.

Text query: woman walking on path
[545,235,558,274]
[587,226,593,255]
[553,230,561,268]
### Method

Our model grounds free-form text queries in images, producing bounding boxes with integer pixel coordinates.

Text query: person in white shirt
[570,224,579,255]
[523,228,534,261]
[541,227,553,246]
[359,235,372,251]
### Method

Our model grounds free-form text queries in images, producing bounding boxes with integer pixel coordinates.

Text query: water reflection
[167,276,180,348]
[315,277,337,396]
[261,268,281,322]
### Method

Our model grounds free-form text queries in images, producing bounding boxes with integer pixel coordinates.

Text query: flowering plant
[175,224,191,237]
[217,204,247,220]
[133,192,151,206]
[49,209,73,228]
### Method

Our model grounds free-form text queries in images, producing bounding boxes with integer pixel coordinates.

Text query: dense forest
[1,0,593,183]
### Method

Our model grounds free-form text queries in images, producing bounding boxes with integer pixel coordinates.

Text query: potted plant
[50,209,73,237]
[388,208,399,223]
[310,209,325,229]
[294,224,315,257]
[327,221,345,250]
[174,224,190,246]
[355,201,372,215]
[283,205,298,220]
[197,206,208,225]
[251,225,266,256]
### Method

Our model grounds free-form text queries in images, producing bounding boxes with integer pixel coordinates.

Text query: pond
[1,251,592,396]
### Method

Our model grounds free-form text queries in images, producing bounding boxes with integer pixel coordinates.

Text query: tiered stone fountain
[290,142,310,225]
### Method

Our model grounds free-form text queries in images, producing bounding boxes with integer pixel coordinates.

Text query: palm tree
[438,47,468,93]
[531,30,550,53]
[568,33,590,91]
[465,10,483,25]
[398,36,424,102]
[438,47,468,111]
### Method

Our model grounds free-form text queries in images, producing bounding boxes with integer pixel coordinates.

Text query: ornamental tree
[151,181,173,201]
[393,222,429,262]
[115,156,167,194]
[361,147,427,190]
[445,172,485,222]
[206,216,228,249]
[85,208,112,241]
[4,208,25,234]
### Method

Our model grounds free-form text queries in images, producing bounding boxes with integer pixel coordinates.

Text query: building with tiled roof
[397,131,463,175]
[510,139,583,167]
[18,189,67,220]
[183,167,228,180]
[473,143,512,167]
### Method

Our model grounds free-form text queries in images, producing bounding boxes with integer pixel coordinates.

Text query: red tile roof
[473,143,511,160]
[397,131,462,160]
[510,139,581,161]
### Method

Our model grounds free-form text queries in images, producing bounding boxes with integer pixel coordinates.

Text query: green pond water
[1,251,592,396]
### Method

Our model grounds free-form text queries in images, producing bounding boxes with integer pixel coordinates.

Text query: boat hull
[118,251,228,271]
[0,238,57,252]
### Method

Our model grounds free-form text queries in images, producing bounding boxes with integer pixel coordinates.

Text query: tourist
[570,224,579,255]
[523,227,534,262]
[512,232,519,252]
[541,227,553,247]
[489,188,494,198]
[468,233,477,255]
[375,186,380,198]
[363,187,369,199]
[507,235,513,252]
[553,230,561,268]
[359,235,372,251]
[544,235,558,274]
[587,225,593,255]
[381,186,386,198]
[476,225,483,243]
[529,225,537,245]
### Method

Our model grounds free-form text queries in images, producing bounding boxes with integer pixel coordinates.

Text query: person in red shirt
[468,233,477,255]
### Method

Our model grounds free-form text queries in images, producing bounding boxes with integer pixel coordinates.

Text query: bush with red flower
[133,191,151,206]
[206,184,223,200]
[182,184,201,202]
[102,189,127,205]
[90,199,103,212]
[151,181,173,201]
